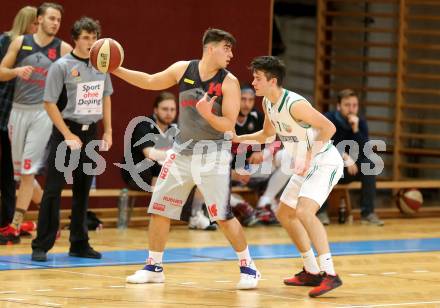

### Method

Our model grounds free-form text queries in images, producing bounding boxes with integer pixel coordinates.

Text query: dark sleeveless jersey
[13,34,61,105]
[176,60,230,155]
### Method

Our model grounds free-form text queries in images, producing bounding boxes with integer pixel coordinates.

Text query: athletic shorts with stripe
[148,150,234,221]
[280,144,344,208]
[8,104,52,180]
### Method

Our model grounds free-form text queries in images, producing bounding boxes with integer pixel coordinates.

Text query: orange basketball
[89,38,124,73]
[396,188,423,215]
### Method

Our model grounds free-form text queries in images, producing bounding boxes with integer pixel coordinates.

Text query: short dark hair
[240,83,255,94]
[250,56,286,86]
[71,17,101,40]
[153,92,176,109]
[337,89,358,104]
[37,2,63,17]
[202,28,236,46]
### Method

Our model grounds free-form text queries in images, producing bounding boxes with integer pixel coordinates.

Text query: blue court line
[0,237,439,271]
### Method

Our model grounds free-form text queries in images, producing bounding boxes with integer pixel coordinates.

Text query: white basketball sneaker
[126,264,165,284]
[236,261,261,290]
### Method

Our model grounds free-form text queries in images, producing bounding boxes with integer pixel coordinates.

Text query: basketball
[89,38,124,73]
[396,188,423,215]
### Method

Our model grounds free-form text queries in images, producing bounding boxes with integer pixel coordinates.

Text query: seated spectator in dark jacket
[318,89,384,226]
[121,92,215,230]
[121,92,176,189]
[231,84,290,226]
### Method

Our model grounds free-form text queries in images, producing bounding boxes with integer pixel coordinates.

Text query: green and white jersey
[263,89,329,160]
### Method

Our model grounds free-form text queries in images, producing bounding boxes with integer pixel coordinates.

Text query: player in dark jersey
[113,28,260,289]
[0,2,72,244]
[0,6,38,244]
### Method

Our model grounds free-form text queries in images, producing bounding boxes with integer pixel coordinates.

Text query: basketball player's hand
[347,114,359,133]
[64,133,82,150]
[231,169,250,184]
[196,93,217,119]
[293,157,311,177]
[15,66,34,80]
[344,154,358,175]
[100,132,112,151]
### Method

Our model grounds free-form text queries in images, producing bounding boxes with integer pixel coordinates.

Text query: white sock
[257,195,272,208]
[147,251,163,265]
[230,194,243,208]
[318,253,336,276]
[301,249,320,274]
[236,246,252,267]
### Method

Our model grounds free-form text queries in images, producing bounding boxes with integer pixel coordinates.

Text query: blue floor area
[0,238,439,271]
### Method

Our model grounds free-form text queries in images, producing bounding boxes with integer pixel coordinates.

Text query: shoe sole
[68,252,102,259]
[309,280,343,297]
[284,280,322,287]
[31,256,47,262]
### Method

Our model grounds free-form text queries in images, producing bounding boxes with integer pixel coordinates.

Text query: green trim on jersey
[277,90,289,112]
[314,142,332,158]
[328,168,337,191]
[287,97,312,129]
[305,131,312,151]
[304,165,318,181]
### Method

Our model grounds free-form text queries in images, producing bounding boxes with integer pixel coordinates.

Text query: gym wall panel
[3,1,272,195]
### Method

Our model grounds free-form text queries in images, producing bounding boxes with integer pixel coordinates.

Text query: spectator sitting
[231,84,291,226]
[317,89,384,226]
[121,92,215,230]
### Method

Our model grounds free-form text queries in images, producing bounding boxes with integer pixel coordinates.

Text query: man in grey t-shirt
[31,17,113,262]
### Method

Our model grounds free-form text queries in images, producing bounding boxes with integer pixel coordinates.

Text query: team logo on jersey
[47,48,57,60]
[22,45,32,51]
[282,123,292,133]
[184,78,195,85]
[71,68,80,77]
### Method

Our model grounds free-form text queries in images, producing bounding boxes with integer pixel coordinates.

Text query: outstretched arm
[112,61,188,90]
[234,100,276,144]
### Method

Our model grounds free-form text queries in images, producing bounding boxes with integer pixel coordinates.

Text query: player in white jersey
[234,56,343,297]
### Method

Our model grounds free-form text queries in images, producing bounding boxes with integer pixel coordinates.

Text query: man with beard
[120,92,216,231]
[317,89,383,226]
[121,92,177,189]
[0,2,72,244]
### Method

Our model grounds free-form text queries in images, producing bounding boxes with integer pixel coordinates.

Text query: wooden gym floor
[0,217,440,307]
